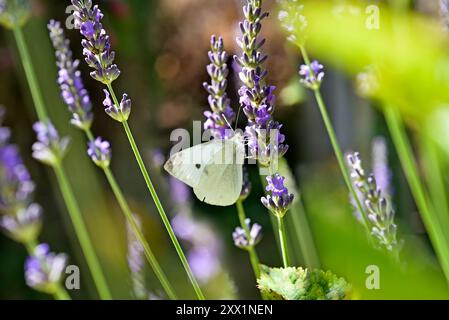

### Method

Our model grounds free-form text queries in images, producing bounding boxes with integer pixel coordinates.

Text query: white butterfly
[164,134,245,206]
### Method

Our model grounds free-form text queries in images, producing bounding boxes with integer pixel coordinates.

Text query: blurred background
[1,0,448,299]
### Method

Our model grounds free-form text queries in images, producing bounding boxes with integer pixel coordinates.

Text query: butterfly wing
[193,139,244,206]
[164,139,230,188]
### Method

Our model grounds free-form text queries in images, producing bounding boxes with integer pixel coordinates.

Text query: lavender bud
[32,122,71,166]
[0,203,42,243]
[261,174,294,218]
[47,20,93,130]
[87,137,111,169]
[299,60,325,89]
[25,243,67,294]
[239,167,252,201]
[103,90,131,122]
[232,218,262,250]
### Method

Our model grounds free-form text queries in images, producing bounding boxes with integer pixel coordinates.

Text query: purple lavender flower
[32,122,70,166]
[87,137,111,169]
[261,174,294,218]
[25,243,67,294]
[71,0,120,85]
[0,203,42,244]
[232,218,262,249]
[47,20,93,130]
[0,108,35,214]
[347,152,399,253]
[203,36,235,139]
[126,214,147,299]
[0,0,31,29]
[102,89,131,122]
[234,0,288,167]
[299,60,325,89]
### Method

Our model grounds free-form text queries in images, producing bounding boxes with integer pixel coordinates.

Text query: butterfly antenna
[222,114,234,132]
[234,105,243,131]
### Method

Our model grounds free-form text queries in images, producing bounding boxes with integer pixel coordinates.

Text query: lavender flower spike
[261,174,294,218]
[232,218,262,250]
[88,137,111,169]
[235,0,288,167]
[102,89,131,122]
[347,152,400,254]
[1,204,42,244]
[71,0,120,84]
[203,35,235,139]
[32,122,70,166]
[48,20,93,130]
[25,243,67,294]
[299,60,325,90]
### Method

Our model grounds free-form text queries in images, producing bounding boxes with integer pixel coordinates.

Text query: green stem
[24,240,71,300]
[421,138,449,237]
[299,46,371,231]
[53,163,112,299]
[236,200,261,279]
[384,106,449,283]
[290,200,320,268]
[106,84,205,300]
[13,27,48,122]
[13,26,111,299]
[103,167,177,300]
[277,215,290,268]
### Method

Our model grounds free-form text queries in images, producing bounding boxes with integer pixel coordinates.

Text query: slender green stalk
[277,215,290,268]
[299,46,371,231]
[53,163,112,299]
[13,27,48,122]
[289,201,320,268]
[384,106,449,283]
[13,26,111,299]
[421,138,449,236]
[106,84,205,300]
[24,240,71,300]
[102,166,177,299]
[236,200,261,279]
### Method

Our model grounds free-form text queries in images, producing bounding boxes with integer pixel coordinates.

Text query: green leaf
[257,265,350,300]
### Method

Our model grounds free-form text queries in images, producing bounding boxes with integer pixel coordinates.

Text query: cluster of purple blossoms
[87,137,111,169]
[235,0,288,168]
[232,218,262,250]
[32,122,70,167]
[347,152,399,253]
[299,60,325,90]
[235,0,293,214]
[71,0,120,85]
[203,36,236,139]
[261,174,294,218]
[47,20,93,130]
[25,243,67,294]
[0,107,42,244]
